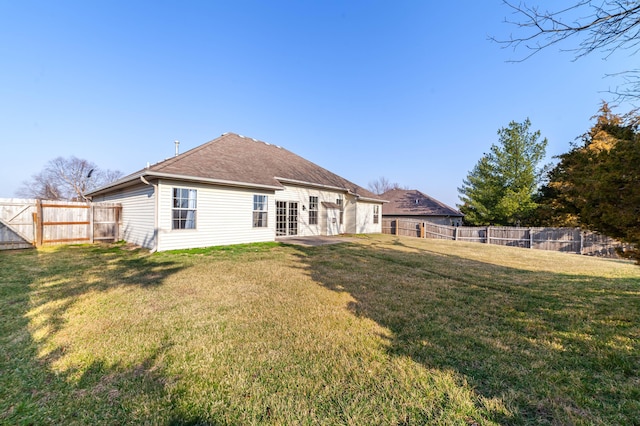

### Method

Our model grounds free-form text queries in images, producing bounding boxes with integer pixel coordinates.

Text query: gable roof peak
[380,188,462,217]
[88,132,384,202]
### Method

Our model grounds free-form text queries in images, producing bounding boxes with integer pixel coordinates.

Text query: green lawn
[1,235,639,425]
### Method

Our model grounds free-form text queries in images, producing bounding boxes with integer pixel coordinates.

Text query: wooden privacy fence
[0,198,122,250]
[382,218,628,257]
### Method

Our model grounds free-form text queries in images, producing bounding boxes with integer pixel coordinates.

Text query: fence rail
[382,218,628,257]
[0,198,122,250]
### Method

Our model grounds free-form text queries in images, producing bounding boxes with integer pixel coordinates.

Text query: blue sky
[1,1,634,207]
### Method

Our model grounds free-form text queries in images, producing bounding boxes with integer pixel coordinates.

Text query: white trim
[275,178,384,202]
[274,178,386,204]
[274,177,350,193]
[148,172,282,191]
[358,195,388,203]
[89,171,283,197]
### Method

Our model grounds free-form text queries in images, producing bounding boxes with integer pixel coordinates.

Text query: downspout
[354,197,358,234]
[140,175,159,253]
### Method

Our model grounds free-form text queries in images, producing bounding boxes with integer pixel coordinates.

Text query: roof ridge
[89,132,385,202]
[150,133,236,171]
[410,189,460,213]
[381,188,461,215]
[419,191,460,212]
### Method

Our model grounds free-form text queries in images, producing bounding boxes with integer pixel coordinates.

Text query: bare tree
[368,176,405,195]
[16,156,123,200]
[494,0,640,100]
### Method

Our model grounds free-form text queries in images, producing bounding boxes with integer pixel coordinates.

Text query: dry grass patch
[1,236,639,424]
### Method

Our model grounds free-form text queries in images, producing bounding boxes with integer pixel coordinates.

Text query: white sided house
[88,133,385,251]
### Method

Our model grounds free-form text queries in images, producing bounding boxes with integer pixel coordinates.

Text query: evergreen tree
[458,119,548,226]
[537,103,640,260]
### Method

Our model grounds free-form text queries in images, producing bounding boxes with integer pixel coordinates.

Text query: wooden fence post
[454,226,458,241]
[528,227,533,249]
[486,226,491,244]
[88,203,94,244]
[420,222,425,238]
[115,206,121,242]
[36,199,43,247]
[31,212,38,246]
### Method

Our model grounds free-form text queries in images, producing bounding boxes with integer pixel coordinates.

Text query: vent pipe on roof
[174,140,180,157]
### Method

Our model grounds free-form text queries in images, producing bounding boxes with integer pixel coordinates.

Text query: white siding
[277,185,347,236]
[93,183,156,249]
[344,194,358,234]
[353,201,383,234]
[156,180,275,251]
[276,185,383,236]
[93,179,383,250]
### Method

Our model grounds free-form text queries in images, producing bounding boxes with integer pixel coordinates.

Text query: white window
[336,197,343,225]
[309,196,318,225]
[253,195,268,227]
[172,188,197,230]
[373,205,379,224]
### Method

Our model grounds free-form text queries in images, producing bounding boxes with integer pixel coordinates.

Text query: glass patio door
[276,201,298,236]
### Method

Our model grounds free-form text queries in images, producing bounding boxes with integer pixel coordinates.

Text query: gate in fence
[382,218,628,257]
[0,199,122,250]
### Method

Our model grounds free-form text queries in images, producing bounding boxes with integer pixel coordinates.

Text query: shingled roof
[89,132,383,201]
[380,189,462,217]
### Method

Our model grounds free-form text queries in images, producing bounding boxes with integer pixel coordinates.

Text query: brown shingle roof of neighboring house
[89,132,384,201]
[380,189,463,217]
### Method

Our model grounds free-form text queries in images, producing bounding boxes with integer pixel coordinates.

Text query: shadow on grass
[0,244,184,424]
[294,238,640,424]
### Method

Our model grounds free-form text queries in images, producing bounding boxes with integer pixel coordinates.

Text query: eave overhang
[87,171,283,198]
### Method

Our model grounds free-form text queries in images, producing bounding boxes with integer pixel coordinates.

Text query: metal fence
[382,218,628,257]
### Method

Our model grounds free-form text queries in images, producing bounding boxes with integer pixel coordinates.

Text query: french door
[276,201,298,236]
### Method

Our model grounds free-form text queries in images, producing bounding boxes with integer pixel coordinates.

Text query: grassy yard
[1,235,639,425]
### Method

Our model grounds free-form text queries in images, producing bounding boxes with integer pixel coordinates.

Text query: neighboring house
[380,189,463,226]
[88,132,385,251]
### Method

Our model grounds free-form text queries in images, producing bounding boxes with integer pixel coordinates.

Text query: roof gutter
[139,175,159,253]
[274,177,387,203]
[145,171,283,191]
[274,177,350,193]
[356,195,389,203]
[88,171,283,197]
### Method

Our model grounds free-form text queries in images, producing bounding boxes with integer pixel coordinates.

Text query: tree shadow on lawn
[294,239,640,425]
[0,244,184,424]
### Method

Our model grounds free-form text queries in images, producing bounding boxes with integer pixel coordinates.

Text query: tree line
[17,157,123,201]
[17,1,640,260]
[458,103,639,261]
[458,0,640,261]
[19,106,639,264]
